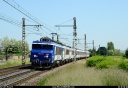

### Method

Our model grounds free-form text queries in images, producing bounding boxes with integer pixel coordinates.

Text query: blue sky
[0,0,128,50]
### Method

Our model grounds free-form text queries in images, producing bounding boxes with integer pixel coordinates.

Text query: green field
[38,56,128,86]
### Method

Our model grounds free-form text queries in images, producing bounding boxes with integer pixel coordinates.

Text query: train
[30,37,90,69]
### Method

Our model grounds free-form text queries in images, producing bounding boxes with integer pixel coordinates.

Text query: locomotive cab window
[32,44,53,50]
[32,44,42,49]
[42,45,53,50]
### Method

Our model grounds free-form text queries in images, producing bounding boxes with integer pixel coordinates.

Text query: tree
[125,48,128,58]
[107,42,115,56]
[107,42,114,50]
[1,36,10,52]
[107,50,114,56]
[88,48,96,57]
[25,41,29,54]
[114,49,121,56]
[0,36,29,55]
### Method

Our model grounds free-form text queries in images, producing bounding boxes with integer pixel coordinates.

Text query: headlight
[44,55,48,58]
[34,55,38,57]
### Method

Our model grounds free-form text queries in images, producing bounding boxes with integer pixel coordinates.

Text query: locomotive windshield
[32,44,53,50]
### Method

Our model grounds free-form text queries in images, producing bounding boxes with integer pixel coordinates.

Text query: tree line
[89,41,128,58]
[0,36,29,55]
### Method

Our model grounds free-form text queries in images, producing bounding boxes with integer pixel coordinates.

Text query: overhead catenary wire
[58,18,73,25]
[2,0,80,49]
[0,13,42,36]
[3,0,40,25]
[2,0,50,37]
[20,18,46,36]
[55,18,74,41]
[3,0,75,41]
[0,13,21,27]
[3,0,56,35]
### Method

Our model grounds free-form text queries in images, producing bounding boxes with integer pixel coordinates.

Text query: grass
[102,68,128,86]
[38,60,103,86]
[0,57,30,68]
[86,56,128,85]
[38,56,128,86]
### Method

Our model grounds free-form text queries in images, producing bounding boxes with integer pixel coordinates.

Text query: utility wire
[0,13,21,27]
[3,0,40,25]
[3,0,53,37]
[3,0,56,34]
[3,0,76,46]
[58,19,73,25]
[0,13,42,36]
[3,0,75,40]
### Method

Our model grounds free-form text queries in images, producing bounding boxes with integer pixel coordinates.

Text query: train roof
[33,37,72,48]
[32,40,89,52]
[32,37,89,53]
[32,40,72,48]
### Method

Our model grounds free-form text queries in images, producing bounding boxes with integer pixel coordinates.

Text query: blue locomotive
[30,37,89,69]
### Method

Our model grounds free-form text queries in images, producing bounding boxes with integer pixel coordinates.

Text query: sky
[0,0,128,51]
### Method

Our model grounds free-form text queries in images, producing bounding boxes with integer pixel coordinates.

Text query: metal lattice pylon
[73,17,77,62]
[22,18,26,65]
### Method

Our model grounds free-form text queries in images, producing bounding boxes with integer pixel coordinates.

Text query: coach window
[56,47,62,55]
[72,51,74,55]
[66,49,69,55]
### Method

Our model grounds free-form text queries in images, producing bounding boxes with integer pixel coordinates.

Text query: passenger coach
[30,37,89,69]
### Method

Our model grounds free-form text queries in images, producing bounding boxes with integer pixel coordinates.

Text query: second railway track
[0,64,31,74]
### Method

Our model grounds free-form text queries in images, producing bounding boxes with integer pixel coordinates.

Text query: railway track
[8,70,48,86]
[0,65,31,79]
[0,62,71,86]
[0,62,54,86]
[0,64,31,74]
[0,70,44,86]
[0,62,72,86]
[0,64,32,86]
[0,65,51,86]
[0,59,86,86]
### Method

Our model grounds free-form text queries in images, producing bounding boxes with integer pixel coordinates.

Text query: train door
[53,46,56,63]
[69,49,71,59]
[61,48,64,61]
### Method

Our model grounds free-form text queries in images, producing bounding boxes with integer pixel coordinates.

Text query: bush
[118,60,128,71]
[96,60,108,69]
[86,56,105,67]
[86,56,121,69]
